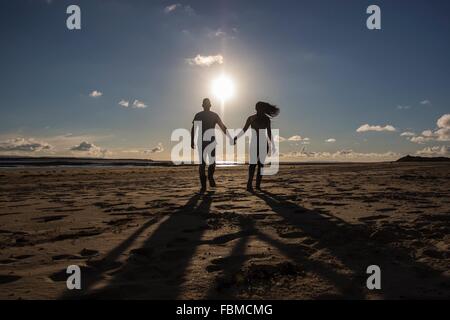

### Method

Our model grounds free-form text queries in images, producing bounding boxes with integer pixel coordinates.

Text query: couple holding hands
[191,98,280,193]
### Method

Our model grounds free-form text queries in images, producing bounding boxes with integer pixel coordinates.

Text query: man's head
[202,98,211,111]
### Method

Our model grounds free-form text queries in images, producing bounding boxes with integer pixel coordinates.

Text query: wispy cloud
[132,100,148,109]
[0,138,52,153]
[164,3,195,15]
[325,138,336,143]
[409,136,430,144]
[210,28,227,38]
[118,99,148,109]
[274,135,286,143]
[356,124,396,132]
[420,99,431,106]
[400,131,415,137]
[144,143,164,154]
[118,100,129,108]
[164,3,181,14]
[397,105,410,110]
[207,28,238,39]
[281,149,399,162]
[89,90,103,98]
[186,54,224,67]
[288,135,310,142]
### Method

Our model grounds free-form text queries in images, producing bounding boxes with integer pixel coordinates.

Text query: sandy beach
[0,163,449,299]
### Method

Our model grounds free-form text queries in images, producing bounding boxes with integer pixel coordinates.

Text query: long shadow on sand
[206,190,448,299]
[61,192,213,299]
[61,189,447,299]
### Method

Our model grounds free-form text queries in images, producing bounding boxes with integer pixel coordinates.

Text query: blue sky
[0,0,449,161]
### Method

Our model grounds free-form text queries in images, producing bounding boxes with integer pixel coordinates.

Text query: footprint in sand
[0,275,22,284]
[376,208,396,213]
[79,248,99,257]
[359,215,389,222]
[278,231,305,239]
[129,247,154,260]
[0,259,16,265]
[49,266,96,282]
[52,254,82,261]
[32,215,67,223]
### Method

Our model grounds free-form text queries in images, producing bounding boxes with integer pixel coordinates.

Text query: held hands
[269,140,276,156]
[233,136,238,145]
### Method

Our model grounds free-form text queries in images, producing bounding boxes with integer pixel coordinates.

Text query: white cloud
[409,136,430,144]
[118,100,129,108]
[89,90,103,98]
[186,54,224,67]
[164,3,195,15]
[70,141,108,157]
[288,135,308,141]
[356,124,396,132]
[400,132,415,137]
[422,130,434,137]
[144,143,164,154]
[435,127,450,141]
[0,138,52,153]
[416,145,449,156]
[407,114,450,143]
[274,135,286,143]
[207,28,238,39]
[118,99,147,109]
[325,138,336,143]
[164,4,181,14]
[420,100,431,105]
[281,149,399,162]
[437,114,450,129]
[210,29,227,38]
[397,105,410,110]
[132,100,148,109]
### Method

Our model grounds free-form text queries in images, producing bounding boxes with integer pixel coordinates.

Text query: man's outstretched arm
[217,118,233,142]
[190,123,195,149]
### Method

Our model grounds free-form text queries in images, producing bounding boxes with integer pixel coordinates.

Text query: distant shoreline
[0,155,448,168]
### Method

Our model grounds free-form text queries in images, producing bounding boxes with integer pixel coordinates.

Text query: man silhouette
[191,98,231,193]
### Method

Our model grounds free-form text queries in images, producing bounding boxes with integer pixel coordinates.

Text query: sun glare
[212,75,235,103]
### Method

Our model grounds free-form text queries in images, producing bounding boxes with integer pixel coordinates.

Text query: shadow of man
[62,192,214,299]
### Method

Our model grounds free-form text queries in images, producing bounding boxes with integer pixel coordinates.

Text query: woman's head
[255,101,280,117]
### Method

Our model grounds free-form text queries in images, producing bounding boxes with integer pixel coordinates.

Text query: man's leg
[199,163,207,192]
[208,145,216,187]
[198,144,207,193]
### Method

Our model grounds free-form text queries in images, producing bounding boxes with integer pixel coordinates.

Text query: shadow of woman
[205,190,447,299]
[250,190,448,299]
[61,192,214,299]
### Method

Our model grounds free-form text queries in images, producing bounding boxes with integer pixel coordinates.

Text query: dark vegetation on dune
[396,155,450,162]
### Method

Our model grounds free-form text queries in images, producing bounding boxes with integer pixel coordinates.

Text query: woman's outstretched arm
[233,117,252,143]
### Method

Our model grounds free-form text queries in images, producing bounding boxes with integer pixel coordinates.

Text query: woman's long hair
[255,101,280,118]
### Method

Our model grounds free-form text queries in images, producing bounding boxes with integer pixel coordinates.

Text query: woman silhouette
[234,102,280,191]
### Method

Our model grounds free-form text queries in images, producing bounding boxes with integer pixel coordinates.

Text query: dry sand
[0,163,449,299]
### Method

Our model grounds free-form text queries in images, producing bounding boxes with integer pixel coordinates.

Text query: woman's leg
[248,164,256,190]
[256,162,263,190]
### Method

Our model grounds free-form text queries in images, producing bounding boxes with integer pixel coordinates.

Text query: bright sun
[212,75,235,103]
